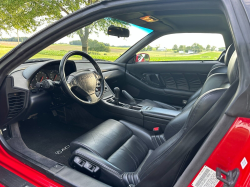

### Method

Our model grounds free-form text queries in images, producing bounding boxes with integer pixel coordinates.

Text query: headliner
[112,0,231,45]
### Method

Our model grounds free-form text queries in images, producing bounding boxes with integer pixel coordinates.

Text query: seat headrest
[227,51,239,84]
[224,44,235,66]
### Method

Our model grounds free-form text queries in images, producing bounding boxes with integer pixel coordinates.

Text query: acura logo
[55,145,70,154]
[81,74,94,80]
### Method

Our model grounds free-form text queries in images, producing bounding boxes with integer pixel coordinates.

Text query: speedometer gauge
[29,71,48,89]
[49,70,60,81]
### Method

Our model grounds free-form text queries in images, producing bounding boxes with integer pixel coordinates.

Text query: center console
[99,83,181,132]
[141,106,181,131]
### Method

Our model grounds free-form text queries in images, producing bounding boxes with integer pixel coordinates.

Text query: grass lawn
[0,42,221,62]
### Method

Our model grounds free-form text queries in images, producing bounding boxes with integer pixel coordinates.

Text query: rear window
[137,33,225,62]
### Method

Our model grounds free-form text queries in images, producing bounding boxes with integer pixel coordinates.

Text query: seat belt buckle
[153,127,161,135]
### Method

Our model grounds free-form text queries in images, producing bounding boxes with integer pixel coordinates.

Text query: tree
[211,46,216,51]
[0,0,127,53]
[70,39,110,52]
[146,45,153,51]
[185,46,192,53]
[172,44,178,51]
[191,43,203,53]
[156,44,160,50]
[179,45,186,52]
[0,37,28,42]
[218,47,226,51]
[206,45,211,51]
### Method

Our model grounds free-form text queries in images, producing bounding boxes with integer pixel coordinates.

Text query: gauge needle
[54,75,57,81]
[40,76,44,82]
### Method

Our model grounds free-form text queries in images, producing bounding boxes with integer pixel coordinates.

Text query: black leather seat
[138,44,235,110]
[69,51,239,187]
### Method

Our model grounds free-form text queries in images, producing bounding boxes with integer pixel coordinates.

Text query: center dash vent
[7,92,25,119]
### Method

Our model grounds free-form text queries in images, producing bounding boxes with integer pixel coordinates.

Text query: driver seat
[69,51,239,187]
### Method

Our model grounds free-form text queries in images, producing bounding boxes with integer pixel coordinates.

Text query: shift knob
[114,87,120,105]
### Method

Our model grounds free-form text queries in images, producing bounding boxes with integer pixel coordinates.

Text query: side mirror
[108,25,129,38]
[135,53,150,63]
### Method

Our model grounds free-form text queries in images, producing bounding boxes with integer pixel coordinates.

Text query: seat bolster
[187,87,201,104]
[200,73,228,95]
[120,120,158,150]
[163,108,192,140]
[207,65,227,78]
[71,148,127,187]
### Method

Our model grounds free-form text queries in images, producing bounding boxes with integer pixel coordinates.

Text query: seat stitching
[172,150,192,186]
[152,135,159,147]
[136,138,147,154]
[131,173,135,184]
[122,146,138,169]
[158,135,164,144]
[162,134,167,141]
[132,139,144,154]
[156,135,162,146]
[74,141,102,157]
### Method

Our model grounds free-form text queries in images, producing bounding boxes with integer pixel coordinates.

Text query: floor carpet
[20,117,88,166]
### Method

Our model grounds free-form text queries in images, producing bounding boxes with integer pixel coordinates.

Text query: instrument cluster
[29,66,61,89]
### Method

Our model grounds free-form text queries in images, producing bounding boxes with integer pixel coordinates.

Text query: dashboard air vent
[7,92,25,119]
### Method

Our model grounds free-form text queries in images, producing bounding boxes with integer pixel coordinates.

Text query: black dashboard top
[9,59,125,90]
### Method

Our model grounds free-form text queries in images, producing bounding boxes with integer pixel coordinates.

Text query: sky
[1,24,225,49]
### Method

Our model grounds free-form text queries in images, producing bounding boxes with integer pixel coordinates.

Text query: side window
[135,33,225,62]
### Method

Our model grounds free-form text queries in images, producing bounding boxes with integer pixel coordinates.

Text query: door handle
[142,73,163,88]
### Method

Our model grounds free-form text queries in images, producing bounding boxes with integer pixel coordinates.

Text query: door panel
[125,61,220,106]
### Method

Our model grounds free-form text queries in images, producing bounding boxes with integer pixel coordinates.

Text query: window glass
[27,18,151,62]
[1,18,151,62]
[137,33,225,62]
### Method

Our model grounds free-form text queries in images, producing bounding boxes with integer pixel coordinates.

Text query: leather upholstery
[138,44,235,109]
[224,43,235,66]
[70,120,164,186]
[187,87,201,104]
[138,99,177,110]
[207,65,227,77]
[69,51,238,187]
[159,72,207,91]
[70,119,132,158]
[227,51,238,84]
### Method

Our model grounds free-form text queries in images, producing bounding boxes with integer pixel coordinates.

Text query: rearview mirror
[135,53,150,62]
[108,25,129,38]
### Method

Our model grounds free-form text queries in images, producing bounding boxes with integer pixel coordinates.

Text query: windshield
[0,18,151,62]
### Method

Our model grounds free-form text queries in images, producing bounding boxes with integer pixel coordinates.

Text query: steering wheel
[59,51,104,104]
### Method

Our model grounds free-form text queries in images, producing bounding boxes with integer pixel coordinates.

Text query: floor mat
[20,117,88,166]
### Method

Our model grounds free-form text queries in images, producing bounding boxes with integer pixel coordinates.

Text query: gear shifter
[122,90,137,106]
[114,87,120,105]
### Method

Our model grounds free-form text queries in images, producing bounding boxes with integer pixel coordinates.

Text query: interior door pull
[216,168,239,187]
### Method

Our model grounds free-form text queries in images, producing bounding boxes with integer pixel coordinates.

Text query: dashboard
[0,59,124,126]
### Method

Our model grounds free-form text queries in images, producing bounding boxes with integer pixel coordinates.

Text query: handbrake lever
[122,90,137,106]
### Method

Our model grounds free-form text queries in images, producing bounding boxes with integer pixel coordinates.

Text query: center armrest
[142,107,181,120]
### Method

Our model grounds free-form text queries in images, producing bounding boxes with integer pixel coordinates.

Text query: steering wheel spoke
[87,93,99,103]
[94,71,102,80]
[67,77,78,89]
